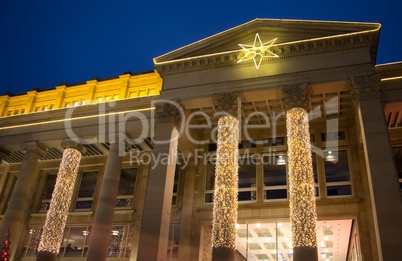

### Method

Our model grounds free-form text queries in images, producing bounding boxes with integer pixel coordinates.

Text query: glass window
[60,226,91,257]
[39,174,57,212]
[205,157,257,203]
[238,157,257,202]
[263,155,287,200]
[3,176,16,214]
[167,224,180,259]
[116,168,137,208]
[172,166,180,205]
[312,153,319,197]
[324,150,352,196]
[75,171,98,210]
[22,227,43,257]
[108,225,134,258]
[204,160,215,203]
[393,147,402,194]
[262,137,285,146]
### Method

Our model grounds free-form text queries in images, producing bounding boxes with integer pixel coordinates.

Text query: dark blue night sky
[1,0,401,95]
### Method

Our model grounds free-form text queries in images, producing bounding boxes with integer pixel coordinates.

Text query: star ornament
[237,33,279,69]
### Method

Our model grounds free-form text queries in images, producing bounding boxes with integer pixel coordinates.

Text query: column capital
[20,142,47,157]
[281,83,310,111]
[155,99,183,125]
[61,139,87,153]
[213,92,241,116]
[350,74,381,102]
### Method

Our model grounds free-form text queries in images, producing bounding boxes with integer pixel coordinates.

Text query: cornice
[375,62,402,80]
[155,31,379,76]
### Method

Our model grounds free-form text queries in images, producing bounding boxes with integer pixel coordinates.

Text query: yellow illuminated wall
[0,71,162,117]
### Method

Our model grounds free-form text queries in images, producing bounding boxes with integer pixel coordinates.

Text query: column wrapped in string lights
[36,139,86,261]
[282,84,318,261]
[212,93,240,261]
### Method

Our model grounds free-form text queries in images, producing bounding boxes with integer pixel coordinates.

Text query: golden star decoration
[237,33,278,69]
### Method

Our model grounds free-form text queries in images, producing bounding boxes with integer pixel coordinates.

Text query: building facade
[0,18,401,261]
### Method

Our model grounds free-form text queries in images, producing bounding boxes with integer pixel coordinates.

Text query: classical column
[351,74,402,261]
[0,142,46,259]
[36,139,86,261]
[86,135,125,261]
[211,93,239,261]
[282,84,318,261]
[137,100,182,261]
[178,161,196,261]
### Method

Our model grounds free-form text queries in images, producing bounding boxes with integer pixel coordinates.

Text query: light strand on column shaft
[212,115,239,250]
[286,107,317,248]
[38,148,81,254]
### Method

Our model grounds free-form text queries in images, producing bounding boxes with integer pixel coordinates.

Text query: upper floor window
[238,157,257,202]
[392,147,402,194]
[75,171,98,210]
[263,154,287,200]
[167,224,180,259]
[172,165,180,206]
[39,174,57,212]
[323,150,352,197]
[115,168,137,209]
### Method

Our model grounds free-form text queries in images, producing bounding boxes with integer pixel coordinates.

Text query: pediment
[154,18,380,69]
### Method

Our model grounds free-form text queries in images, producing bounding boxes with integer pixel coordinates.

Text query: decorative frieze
[281,83,310,111]
[350,74,381,102]
[156,32,378,75]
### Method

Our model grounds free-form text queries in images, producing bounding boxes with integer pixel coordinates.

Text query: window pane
[264,189,287,200]
[205,160,216,190]
[117,169,137,196]
[42,174,57,200]
[238,158,256,189]
[173,166,180,194]
[324,151,350,183]
[64,227,86,257]
[326,185,352,196]
[77,171,98,197]
[108,225,135,258]
[393,147,402,179]
[263,156,287,186]
[312,153,318,183]
[22,228,42,257]
[76,171,98,209]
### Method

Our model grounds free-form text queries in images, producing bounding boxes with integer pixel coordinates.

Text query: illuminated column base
[293,246,318,261]
[212,115,238,261]
[36,140,85,261]
[212,246,236,261]
[36,251,57,261]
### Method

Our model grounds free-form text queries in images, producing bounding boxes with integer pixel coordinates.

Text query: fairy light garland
[286,107,317,248]
[212,115,239,250]
[38,148,81,254]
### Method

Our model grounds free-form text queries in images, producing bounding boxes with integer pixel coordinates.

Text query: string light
[212,115,239,250]
[38,148,81,254]
[286,107,318,248]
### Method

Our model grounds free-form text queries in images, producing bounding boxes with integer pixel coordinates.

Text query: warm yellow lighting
[37,148,81,254]
[381,76,402,81]
[212,115,239,250]
[0,107,154,130]
[238,33,278,69]
[286,107,317,248]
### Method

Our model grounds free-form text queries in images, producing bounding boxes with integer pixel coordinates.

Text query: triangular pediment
[154,18,380,66]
